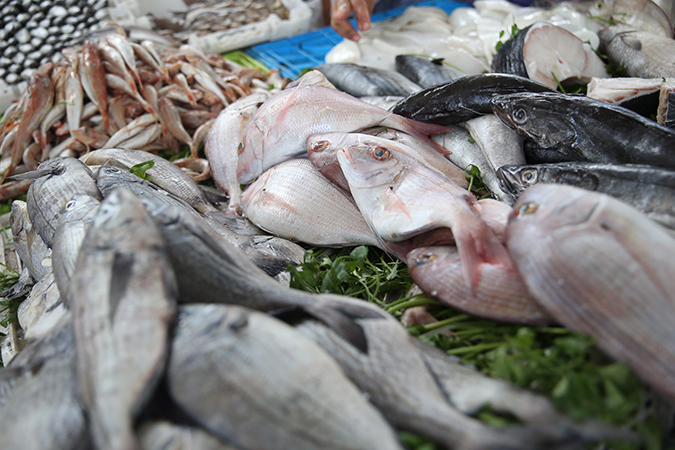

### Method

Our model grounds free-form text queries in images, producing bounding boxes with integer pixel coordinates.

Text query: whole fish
[506,183,675,403]
[237,84,450,184]
[157,96,194,156]
[394,55,465,89]
[10,200,52,282]
[241,159,380,247]
[79,40,111,133]
[205,91,269,214]
[307,130,469,190]
[337,143,514,288]
[408,245,551,324]
[13,157,102,247]
[390,73,554,125]
[7,67,54,179]
[17,272,67,341]
[599,25,675,78]
[314,63,423,97]
[167,304,403,450]
[63,49,85,138]
[490,91,675,170]
[491,22,608,89]
[106,28,143,86]
[103,114,159,148]
[71,187,177,450]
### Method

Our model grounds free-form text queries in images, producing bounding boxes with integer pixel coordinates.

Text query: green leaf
[129,160,155,180]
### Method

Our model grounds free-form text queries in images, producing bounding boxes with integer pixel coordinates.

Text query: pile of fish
[0,154,627,450]
[0,0,108,85]
[150,0,290,43]
[0,24,285,201]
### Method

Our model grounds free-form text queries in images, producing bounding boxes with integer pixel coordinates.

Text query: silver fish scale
[0,0,109,83]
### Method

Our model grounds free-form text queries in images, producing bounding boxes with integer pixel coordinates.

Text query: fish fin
[381,114,453,155]
[384,187,412,221]
[7,167,55,180]
[619,33,642,51]
[250,255,292,278]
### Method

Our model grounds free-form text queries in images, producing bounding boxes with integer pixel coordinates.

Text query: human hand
[330,0,376,41]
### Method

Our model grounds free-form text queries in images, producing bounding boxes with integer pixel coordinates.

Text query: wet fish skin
[10,200,52,282]
[391,73,555,125]
[314,63,423,97]
[408,245,551,324]
[599,25,675,78]
[395,55,465,89]
[16,157,102,248]
[71,187,177,450]
[588,0,674,37]
[238,84,449,184]
[80,40,111,133]
[490,91,675,170]
[167,304,403,450]
[205,91,269,215]
[498,162,675,229]
[506,183,675,403]
[241,159,380,247]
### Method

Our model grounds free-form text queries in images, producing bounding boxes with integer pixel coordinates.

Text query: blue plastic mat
[247,0,471,79]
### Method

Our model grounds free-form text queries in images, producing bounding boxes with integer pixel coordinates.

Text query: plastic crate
[247,0,472,79]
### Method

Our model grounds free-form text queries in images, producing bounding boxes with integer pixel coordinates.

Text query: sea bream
[490,91,675,170]
[237,83,449,184]
[506,183,675,403]
[337,142,515,288]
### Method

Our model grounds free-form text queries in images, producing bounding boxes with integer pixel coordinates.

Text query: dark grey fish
[394,55,464,89]
[71,187,177,450]
[599,25,675,78]
[13,157,101,247]
[492,22,607,89]
[0,316,90,450]
[391,73,554,125]
[523,139,582,164]
[498,162,675,228]
[491,91,675,170]
[314,63,422,97]
[167,304,403,450]
[286,306,618,450]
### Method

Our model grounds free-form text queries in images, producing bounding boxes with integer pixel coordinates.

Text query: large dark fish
[492,22,607,90]
[390,73,554,125]
[599,25,675,78]
[71,187,177,450]
[167,304,403,450]
[394,55,464,89]
[314,63,422,97]
[506,183,675,404]
[498,162,675,228]
[490,91,675,170]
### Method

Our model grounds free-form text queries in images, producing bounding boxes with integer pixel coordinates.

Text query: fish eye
[594,0,604,10]
[310,140,329,152]
[237,142,244,154]
[521,169,538,184]
[516,202,538,215]
[371,146,390,161]
[512,108,528,125]
[414,252,437,265]
[65,199,77,210]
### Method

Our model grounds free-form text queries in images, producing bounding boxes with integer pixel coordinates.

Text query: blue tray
[247,0,472,79]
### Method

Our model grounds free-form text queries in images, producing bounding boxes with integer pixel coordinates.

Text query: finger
[331,0,353,20]
[331,0,361,41]
[351,0,373,31]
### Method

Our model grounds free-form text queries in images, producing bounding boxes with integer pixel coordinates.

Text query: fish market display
[0,0,108,85]
[599,25,675,78]
[314,63,423,97]
[394,55,465,88]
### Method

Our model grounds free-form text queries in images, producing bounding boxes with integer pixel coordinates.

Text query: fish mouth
[496,167,524,197]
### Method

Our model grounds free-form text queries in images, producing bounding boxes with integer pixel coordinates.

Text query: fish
[241,159,381,247]
[408,245,551,324]
[506,183,675,403]
[307,131,468,192]
[599,25,675,79]
[391,73,555,125]
[63,48,85,138]
[137,420,238,450]
[10,200,52,283]
[12,157,102,247]
[463,114,525,203]
[79,40,111,133]
[103,114,159,148]
[157,96,194,156]
[497,161,675,229]
[586,76,662,119]
[167,304,403,450]
[71,187,177,450]
[205,91,269,214]
[491,22,608,89]
[17,271,68,341]
[394,55,465,88]
[314,63,423,97]
[490,91,675,170]
[337,143,515,288]
[586,0,674,37]
[237,84,450,184]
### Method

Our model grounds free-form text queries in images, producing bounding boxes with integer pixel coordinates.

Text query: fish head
[240,169,273,211]
[491,93,578,149]
[497,164,540,197]
[506,183,602,243]
[59,194,101,225]
[408,245,457,277]
[90,187,150,245]
[336,143,405,191]
[236,120,265,185]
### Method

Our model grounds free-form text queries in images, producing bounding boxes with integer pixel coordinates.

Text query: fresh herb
[495,23,521,52]
[221,51,270,72]
[0,265,24,329]
[129,160,155,180]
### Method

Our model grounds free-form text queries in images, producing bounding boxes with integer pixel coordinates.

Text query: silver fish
[315,63,423,97]
[10,200,52,282]
[71,187,177,450]
[506,183,675,403]
[599,25,675,78]
[167,304,403,450]
[17,273,67,341]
